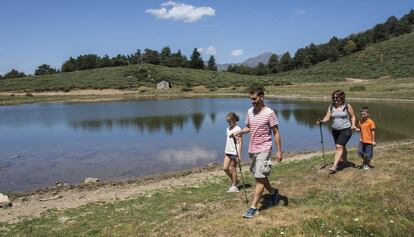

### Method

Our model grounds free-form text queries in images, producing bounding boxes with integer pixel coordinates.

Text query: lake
[0,98,413,192]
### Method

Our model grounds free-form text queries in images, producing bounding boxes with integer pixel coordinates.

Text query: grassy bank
[1,76,413,106]
[1,142,413,236]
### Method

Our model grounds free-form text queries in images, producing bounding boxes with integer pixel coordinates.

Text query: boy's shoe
[363,165,370,170]
[270,189,278,205]
[227,186,239,193]
[243,207,259,218]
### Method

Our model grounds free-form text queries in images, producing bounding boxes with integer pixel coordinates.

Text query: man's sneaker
[243,207,259,218]
[363,165,370,170]
[270,189,278,205]
[227,186,239,193]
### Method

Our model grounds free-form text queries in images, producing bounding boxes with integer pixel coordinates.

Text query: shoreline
[1,89,414,107]
[0,149,324,223]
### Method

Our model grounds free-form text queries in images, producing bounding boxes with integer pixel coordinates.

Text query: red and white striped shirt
[245,106,279,153]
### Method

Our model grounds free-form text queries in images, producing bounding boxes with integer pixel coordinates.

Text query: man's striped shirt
[245,106,279,153]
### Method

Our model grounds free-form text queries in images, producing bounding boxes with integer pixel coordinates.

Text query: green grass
[1,32,414,93]
[1,143,413,236]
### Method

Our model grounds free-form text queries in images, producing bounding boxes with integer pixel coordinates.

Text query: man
[233,85,282,218]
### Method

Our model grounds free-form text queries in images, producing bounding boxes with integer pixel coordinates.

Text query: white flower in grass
[354,218,359,221]
[390,220,394,223]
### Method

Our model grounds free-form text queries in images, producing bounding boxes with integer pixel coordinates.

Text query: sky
[0,0,413,75]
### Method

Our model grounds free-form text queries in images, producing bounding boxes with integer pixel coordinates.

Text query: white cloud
[198,46,217,56]
[206,46,217,55]
[230,49,243,56]
[294,9,306,15]
[197,48,205,54]
[146,1,215,23]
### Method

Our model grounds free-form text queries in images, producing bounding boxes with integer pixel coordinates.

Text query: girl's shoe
[329,165,337,174]
[227,186,239,192]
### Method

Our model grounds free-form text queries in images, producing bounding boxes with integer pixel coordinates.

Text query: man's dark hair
[248,84,265,96]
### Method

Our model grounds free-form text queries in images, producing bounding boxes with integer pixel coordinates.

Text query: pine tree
[160,46,172,66]
[34,64,57,76]
[207,55,217,71]
[190,48,204,69]
[279,52,292,72]
[4,69,26,79]
[268,54,279,73]
[61,57,77,72]
[142,48,160,65]
[255,63,268,75]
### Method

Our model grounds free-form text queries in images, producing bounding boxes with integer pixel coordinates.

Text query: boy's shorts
[249,152,271,178]
[358,142,374,160]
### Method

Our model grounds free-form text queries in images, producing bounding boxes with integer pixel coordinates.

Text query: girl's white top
[225,125,241,155]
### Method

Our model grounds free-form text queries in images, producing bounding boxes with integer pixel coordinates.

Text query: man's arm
[272,125,282,162]
[233,127,250,137]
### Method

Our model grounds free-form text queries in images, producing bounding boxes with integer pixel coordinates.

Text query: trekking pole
[319,121,328,169]
[232,136,249,205]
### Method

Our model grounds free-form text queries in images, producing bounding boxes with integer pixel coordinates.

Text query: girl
[224,112,242,192]
[318,90,357,174]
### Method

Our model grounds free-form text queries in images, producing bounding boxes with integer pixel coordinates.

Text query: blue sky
[0,0,413,74]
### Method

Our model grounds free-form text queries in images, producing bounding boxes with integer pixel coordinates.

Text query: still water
[0,98,412,192]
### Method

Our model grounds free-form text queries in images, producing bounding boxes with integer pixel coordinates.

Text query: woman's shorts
[332,127,352,147]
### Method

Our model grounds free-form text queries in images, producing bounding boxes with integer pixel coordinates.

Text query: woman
[317,90,357,173]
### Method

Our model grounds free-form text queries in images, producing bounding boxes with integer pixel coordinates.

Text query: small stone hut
[157,80,171,89]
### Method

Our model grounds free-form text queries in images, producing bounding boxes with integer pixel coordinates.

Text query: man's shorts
[249,152,271,178]
[358,142,374,160]
[332,127,352,147]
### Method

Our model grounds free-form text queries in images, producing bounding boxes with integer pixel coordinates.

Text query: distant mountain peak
[241,52,273,67]
[216,52,274,71]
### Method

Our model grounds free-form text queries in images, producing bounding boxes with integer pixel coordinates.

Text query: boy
[358,106,376,170]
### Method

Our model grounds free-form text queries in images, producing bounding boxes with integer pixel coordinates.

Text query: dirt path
[345,77,369,83]
[1,141,411,224]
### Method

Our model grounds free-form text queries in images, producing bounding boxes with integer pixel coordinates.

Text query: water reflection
[69,114,194,134]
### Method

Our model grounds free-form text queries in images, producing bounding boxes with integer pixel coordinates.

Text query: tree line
[0,47,217,80]
[227,9,414,76]
[59,48,217,72]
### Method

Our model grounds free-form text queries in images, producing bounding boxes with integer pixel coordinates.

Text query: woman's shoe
[329,165,337,174]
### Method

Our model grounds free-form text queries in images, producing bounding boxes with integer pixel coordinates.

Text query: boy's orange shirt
[359,118,376,144]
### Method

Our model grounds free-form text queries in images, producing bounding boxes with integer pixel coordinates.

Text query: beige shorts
[249,152,272,178]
